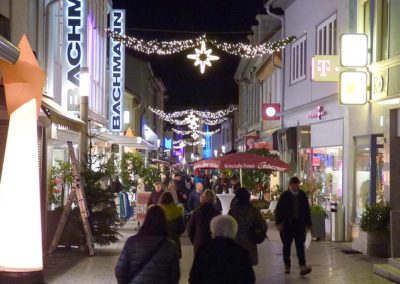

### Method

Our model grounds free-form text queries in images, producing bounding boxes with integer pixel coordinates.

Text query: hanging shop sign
[311,55,341,82]
[109,9,125,132]
[63,0,86,111]
[307,106,327,120]
[262,103,280,120]
[339,71,367,105]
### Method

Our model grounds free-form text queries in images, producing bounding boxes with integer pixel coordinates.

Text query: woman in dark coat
[228,188,267,265]
[160,192,186,259]
[187,190,220,252]
[115,205,180,284]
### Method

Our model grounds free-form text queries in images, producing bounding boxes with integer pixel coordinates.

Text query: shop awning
[41,96,85,132]
[256,52,281,82]
[97,132,156,150]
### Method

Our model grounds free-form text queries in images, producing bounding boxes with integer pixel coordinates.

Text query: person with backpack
[228,187,267,266]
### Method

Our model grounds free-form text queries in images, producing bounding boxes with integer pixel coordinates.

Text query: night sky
[111,0,266,110]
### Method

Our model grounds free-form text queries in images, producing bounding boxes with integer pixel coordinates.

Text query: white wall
[284,0,350,111]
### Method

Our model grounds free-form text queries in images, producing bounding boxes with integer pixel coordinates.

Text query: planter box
[367,230,390,258]
[311,214,326,240]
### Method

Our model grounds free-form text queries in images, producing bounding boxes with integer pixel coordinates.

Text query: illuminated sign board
[109,9,125,132]
[164,138,172,150]
[63,0,86,111]
[339,71,367,105]
[307,106,327,120]
[262,103,280,120]
[311,56,341,82]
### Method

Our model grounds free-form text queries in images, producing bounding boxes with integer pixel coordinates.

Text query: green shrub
[310,204,328,218]
[360,203,391,232]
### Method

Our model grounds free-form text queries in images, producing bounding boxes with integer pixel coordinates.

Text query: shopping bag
[305,230,312,249]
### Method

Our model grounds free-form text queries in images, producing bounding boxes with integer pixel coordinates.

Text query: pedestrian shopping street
[44,221,391,284]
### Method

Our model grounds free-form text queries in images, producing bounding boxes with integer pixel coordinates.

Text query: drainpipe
[266,0,287,188]
[0,36,20,64]
[266,0,285,130]
[43,0,61,75]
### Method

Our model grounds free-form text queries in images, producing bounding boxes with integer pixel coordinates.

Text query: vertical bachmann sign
[109,9,125,132]
[63,0,86,111]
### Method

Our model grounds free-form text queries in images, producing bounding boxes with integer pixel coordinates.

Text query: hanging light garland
[148,106,236,126]
[207,36,296,58]
[172,138,206,149]
[105,29,296,58]
[171,128,221,136]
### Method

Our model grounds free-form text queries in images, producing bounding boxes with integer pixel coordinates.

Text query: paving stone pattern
[44,221,393,284]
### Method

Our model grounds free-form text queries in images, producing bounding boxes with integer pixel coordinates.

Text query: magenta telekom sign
[307,106,327,120]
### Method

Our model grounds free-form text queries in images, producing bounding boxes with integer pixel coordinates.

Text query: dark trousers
[279,221,307,267]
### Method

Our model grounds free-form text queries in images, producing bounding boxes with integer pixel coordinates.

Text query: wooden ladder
[48,141,94,255]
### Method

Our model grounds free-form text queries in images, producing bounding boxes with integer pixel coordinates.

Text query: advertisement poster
[136,192,151,223]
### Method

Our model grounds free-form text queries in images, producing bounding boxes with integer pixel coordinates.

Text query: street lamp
[214,149,218,157]
[80,67,89,170]
[221,145,226,154]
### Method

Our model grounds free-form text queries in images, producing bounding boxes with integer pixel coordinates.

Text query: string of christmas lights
[207,36,296,58]
[171,128,221,136]
[105,29,296,58]
[148,106,236,120]
[148,107,234,126]
[172,139,206,149]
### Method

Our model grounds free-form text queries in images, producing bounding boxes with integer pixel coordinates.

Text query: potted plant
[310,204,327,240]
[360,203,391,257]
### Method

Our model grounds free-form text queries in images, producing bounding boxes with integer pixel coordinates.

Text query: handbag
[250,216,268,244]
[129,238,166,282]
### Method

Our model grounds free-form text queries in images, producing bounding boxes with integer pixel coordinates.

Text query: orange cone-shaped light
[0,35,45,271]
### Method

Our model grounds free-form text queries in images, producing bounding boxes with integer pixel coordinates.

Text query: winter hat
[235,187,250,204]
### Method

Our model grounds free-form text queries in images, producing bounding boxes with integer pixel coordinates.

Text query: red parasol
[194,152,290,172]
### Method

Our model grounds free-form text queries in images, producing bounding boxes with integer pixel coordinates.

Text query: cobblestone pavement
[44,221,393,284]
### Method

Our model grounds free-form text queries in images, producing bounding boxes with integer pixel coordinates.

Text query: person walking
[275,176,312,275]
[147,181,164,206]
[228,188,267,266]
[175,176,191,210]
[115,205,180,284]
[187,190,220,252]
[189,215,255,284]
[160,192,185,259]
[167,181,179,204]
[188,183,203,212]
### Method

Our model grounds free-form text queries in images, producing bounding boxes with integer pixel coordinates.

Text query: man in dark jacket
[188,183,203,212]
[275,176,312,276]
[147,181,164,206]
[189,215,255,284]
[177,176,193,211]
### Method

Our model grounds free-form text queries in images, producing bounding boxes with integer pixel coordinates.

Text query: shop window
[353,135,384,221]
[299,146,343,204]
[290,35,307,84]
[316,14,337,55]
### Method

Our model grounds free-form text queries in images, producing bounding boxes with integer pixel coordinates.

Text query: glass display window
[299,146,343,204]
[353,135,385,221]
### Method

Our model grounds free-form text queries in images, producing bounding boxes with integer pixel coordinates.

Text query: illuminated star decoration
[187,41,219,74]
